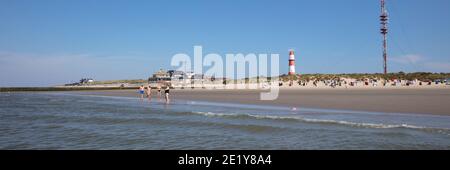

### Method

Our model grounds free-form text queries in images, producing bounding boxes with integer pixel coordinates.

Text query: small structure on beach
[78,78,94,84]
[65,78,94,86]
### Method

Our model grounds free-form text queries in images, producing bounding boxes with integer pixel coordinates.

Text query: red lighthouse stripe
[289,60,295,65]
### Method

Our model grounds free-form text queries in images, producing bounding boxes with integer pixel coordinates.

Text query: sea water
[0,92,449,149]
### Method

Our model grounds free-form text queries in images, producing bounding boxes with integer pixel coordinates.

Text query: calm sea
[1,92,449,149]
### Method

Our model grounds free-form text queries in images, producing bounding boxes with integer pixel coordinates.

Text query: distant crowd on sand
[285,78,449,88]
[138,84,171,103]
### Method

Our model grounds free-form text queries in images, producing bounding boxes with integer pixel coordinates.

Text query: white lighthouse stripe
[289,66,295,73]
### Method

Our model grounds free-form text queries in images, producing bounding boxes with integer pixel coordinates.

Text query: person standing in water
[164,85,170,103]
[138,85,145,101]
[157,85,162,101]
[146,84,152,102]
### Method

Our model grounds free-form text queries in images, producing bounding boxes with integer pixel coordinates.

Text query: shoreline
[0,87,136,92]
[67,88,450,116]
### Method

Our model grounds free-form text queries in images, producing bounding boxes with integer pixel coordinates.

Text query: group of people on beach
[138,84,170,103]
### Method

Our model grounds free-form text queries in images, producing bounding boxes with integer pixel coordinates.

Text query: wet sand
[78,88,450,116]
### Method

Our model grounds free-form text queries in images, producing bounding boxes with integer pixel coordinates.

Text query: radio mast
[380,0,389,74]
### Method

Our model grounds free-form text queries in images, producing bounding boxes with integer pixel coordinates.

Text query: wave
[192,111,450,133]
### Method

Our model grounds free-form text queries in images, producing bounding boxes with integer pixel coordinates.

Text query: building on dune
[148,69,211,88]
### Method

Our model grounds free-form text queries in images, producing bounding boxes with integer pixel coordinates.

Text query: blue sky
[1,0,450,86]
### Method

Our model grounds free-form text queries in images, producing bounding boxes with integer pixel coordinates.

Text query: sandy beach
[77,88,450,116]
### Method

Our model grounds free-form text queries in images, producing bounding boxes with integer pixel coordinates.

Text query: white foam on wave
[192,111,450,133]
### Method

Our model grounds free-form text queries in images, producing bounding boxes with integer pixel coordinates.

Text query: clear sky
[1,0,449,86]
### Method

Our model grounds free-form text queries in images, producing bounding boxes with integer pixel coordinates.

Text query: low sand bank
[74,88,450,116]
[0,87,136,92]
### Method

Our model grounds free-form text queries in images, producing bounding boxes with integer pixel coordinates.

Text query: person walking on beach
[138,85,145,101]
[164,85,170,103]
[146,84,152,102]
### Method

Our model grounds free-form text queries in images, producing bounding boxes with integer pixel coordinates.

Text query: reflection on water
[0,92,449,149]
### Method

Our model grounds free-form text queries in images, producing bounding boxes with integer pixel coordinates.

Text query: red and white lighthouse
[288,50,296,75]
